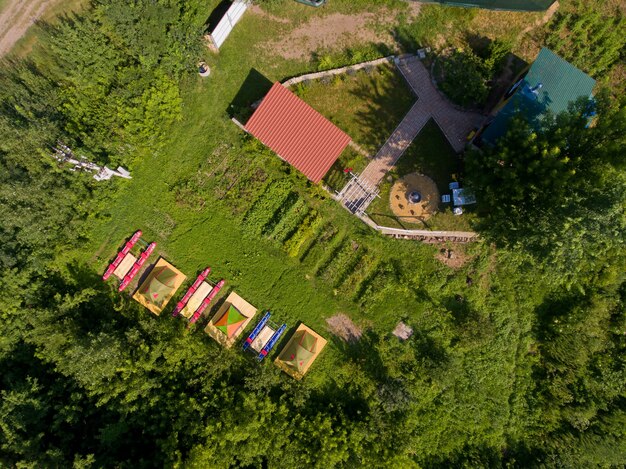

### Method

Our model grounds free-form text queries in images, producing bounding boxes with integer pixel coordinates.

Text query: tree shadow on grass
[347,66,416,153]
[48,261,141,335]
[393,120,460,194]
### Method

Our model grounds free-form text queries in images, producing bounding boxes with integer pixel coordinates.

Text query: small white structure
[51,142,131,182]
[206,0,250,51]
[93,166,132,181]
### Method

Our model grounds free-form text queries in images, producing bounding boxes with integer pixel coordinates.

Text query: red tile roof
[244,82,351,183]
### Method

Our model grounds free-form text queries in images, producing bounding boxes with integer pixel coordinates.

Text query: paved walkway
[337,55,485,214]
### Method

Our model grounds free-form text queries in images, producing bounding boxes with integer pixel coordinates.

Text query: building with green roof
[416,0,554,11]
[480,48,596,146]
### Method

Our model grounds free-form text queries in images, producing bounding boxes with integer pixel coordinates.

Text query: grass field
[71,4,485,337]
[70,2,453,340]
[25,0,518,400]
[291,63,415,154]
[2,0,549,455]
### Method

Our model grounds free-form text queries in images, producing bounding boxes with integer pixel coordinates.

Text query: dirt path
[253,3,422,61]
[0,0,59,57]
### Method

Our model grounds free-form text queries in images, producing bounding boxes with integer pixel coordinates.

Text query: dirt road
[0,0,59,57]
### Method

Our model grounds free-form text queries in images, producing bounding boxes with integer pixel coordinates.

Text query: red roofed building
[244,82,352,183]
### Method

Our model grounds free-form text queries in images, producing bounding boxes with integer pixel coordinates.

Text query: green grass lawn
[8,0,544,457]
[291,63,415,154]
[72,2,446,340]
[367,120,477,231]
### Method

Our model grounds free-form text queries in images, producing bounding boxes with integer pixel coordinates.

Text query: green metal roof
[482,48,596,145]
[417,0,554,11]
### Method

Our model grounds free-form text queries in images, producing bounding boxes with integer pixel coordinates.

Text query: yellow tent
[275,324,327,380]
[133,258,186,315]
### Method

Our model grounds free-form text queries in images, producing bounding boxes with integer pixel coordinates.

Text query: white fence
[358,213,478,242]
[207,0,250,50]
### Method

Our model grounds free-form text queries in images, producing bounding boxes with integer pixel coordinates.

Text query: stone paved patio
[337,55,485,214]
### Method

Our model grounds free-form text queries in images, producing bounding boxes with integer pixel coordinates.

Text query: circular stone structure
[389,173,440,222]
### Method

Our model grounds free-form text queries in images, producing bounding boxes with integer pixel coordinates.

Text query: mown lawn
[291,63,415,154]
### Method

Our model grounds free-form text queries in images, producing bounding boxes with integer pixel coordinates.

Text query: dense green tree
[546,0,626,76]
[468,94,626,288]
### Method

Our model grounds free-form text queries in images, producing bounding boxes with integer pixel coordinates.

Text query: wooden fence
[358,213,478,243]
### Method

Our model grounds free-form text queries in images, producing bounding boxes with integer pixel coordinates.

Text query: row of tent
[103,231,326,379]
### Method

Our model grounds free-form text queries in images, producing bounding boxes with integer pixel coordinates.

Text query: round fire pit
[389,173,439,222]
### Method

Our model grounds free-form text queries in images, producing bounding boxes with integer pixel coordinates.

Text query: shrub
[242,180,293,235]
[283,212,323,258]
[437,49,490,107]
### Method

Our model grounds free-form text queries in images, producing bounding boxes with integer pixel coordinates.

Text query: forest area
[0,0,625,467]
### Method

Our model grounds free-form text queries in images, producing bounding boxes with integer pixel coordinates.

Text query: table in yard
[452,188,477,206]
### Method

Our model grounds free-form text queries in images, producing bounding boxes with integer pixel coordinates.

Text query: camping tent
[275,324,327,379]
[204,292,257,348]
[214,305,247,338]
[133,258,186,315]
[280,330,317,372]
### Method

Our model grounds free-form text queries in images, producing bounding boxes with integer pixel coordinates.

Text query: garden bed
[323,147,368,193]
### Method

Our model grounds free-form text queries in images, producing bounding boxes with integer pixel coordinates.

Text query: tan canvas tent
[133,258,186,315]
[204,292,257,348]
[275,324,327,379]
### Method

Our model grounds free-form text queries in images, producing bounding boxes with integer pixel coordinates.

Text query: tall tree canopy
[467,94,626,288]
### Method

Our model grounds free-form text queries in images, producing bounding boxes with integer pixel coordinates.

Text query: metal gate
[208,0,250,50]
